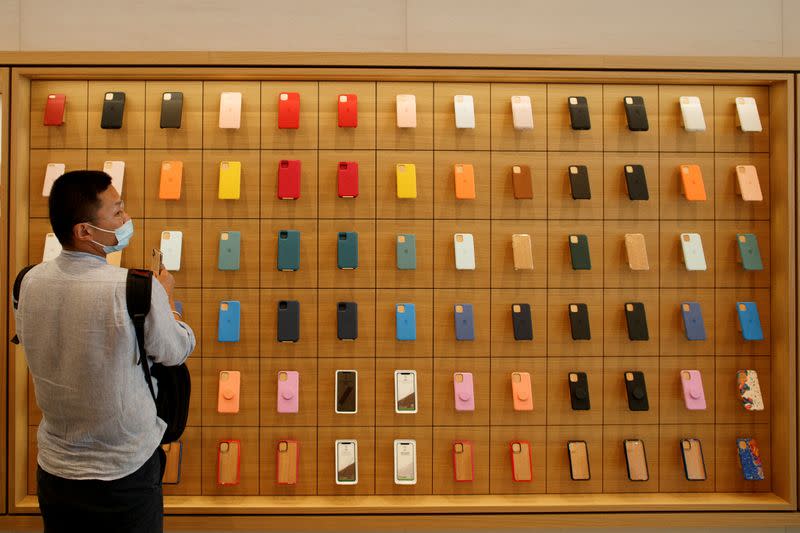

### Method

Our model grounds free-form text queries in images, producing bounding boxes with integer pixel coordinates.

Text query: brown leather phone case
[624,439,649,481]
[511,165,533,199]
[217,440,240,486]
[512,234,533,270]
[161,442,182,484]
[453,441,474,482]
[277,440,299,485]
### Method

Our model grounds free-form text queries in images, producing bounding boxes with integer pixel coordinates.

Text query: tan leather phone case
[568,441,590,480]
[511,165,533,199]
[681,438,707,481]
[512,234,533,271]
[510,441,533,482]
[624,233,649,271]
[624,439,649,481]
[453,441,474,482]
[277,440,299,485]
[161,442,182,484]
[217,441,240,485]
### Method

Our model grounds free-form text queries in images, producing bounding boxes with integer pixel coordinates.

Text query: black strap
[126,269,155,403]
[10,264,37,345]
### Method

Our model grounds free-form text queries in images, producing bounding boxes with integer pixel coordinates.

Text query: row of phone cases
[43,91,764,134]
[163,434,764,487]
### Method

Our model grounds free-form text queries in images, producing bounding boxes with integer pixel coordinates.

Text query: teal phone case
[396,234,417,270]
[218,231,241,271]
[569,234,592,270]
[277,230,300,271]
[737,233,763,271]
[337,232,358,269]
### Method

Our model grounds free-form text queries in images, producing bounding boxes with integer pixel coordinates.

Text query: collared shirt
[14,250,196,481]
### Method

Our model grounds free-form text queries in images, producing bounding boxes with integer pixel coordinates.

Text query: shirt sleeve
[143,276,196,366]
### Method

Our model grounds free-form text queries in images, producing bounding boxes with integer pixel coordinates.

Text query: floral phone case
[736,369,764,411]
[737,438,765,481]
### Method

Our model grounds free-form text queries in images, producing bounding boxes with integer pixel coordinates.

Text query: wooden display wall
[5,65,796,518]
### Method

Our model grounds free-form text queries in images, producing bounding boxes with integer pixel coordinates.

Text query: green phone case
[218,231,241,271]
[277,230,300,271]
[337,232,359,270]
[569,234,592,270]
[396,234,417,270]
[737,233,763,271]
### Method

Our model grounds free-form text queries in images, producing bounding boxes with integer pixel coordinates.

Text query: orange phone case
[454,164,476,199]
[158,160,183,200]
[276,440,299,485]
[680,164,707,201]
[511,371,533,411]
[217,371,241,414]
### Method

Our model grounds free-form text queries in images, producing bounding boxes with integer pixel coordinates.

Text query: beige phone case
[453,441,474,482]
[217,441,240,485]
[624,233,649,271]
[277,440,299,485]
[511,234,533,271]
[624,439,649,481]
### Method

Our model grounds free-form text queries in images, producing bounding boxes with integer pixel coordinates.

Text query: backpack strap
[126,269,155,403]
[10,264,38,345]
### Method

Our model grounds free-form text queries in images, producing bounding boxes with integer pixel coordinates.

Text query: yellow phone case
[396,163,417,199]
[218,161,242,200]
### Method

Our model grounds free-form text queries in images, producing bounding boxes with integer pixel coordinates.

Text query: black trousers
[37,447,166,533]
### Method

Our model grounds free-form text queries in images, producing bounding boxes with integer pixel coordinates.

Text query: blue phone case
[681,301,706,341]
[217,301,241,342]
[277,230,300,271]
[337,232,359,270]
[395,303,417,341]
[737,301,764,341]
[454,304,475,341]
[396,234,417,270]
[218,231,241,271]
[737,438,765,480]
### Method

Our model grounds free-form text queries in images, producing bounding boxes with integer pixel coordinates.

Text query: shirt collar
[59,249,108,264]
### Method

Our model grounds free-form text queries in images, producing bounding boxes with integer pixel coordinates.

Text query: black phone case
[337,302,358,340]
[100,92,126,129]
[337,372,357,412]
[277,300,300,343]
[569,303,591,340]
[511,303,533,341]
[625,302,649,341]
[160,92,184,129]
[568,372,591,410]
[569,165,592,200]
[569,235,592,270]
[624,164,650,200]
[624,96,649,131]
[568,96,591,130]
[624,371,649,411]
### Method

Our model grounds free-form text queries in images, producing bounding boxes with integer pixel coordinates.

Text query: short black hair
[48,170,112,246]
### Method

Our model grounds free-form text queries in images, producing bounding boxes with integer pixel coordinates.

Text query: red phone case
[278,92,300,129]
[337,161,359,198]
[44,94,66,126]
[277,159,301,199]
[338,94,358,128]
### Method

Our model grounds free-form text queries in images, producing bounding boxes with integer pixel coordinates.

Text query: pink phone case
[681,369,707,410]
[277,370,299,413]
[453,372,475,412]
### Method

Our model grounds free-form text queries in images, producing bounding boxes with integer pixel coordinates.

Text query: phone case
[394,370,418,414]
[217,301,241,342]
[159,230,183,271]
[277,370,299,413]
[568,372,590,410]
[396,163,417,199]
[454,233,476,270]
[569,165,592,200]
[394,440,417,485]
[278,92,300,129]
[736,302,764,341]
[737,438,765,480]
[624,371,649,411]
[569,303,591,340]
[453,372,475,412]
[680,233,707,271]
[511,165,533,199]
[568,96,591,130]
[511,95,534,130]
[510,441,533,482]
[337,302,358,341]
[276,440,299,485]
[454,163,476,199]
[736,369,765,411]
[568,441,591,481]
[151,248,163,274]
[217,231,241,271]
[680,438,707,481]
[396,94,417,128]
[736,233,763,271]
[625,302,649,341]
[337,161,359,198]
[218,161,241,200]
[624,440,649,481]
[396,234,417,270]
[217,370,241,414]
[679,96,707,132]
[335,440,358,485]
[681,370,707,410]
[623,96,649,131]
[511,303,533,341]
[453,441,474,481]
[624,164,650,200]
[624,233,649,271]
[680,164,707,201]
[217,440,241,486]
[44,93,66,126]
[42,163,65,197]
[335,370,358,414]
[337,232,359,270]
[395,303,417,341]
[218,92,242,129]
[159,91,183,129]
[454,95,475,129]
[277,230,300,271]
[277,160,301,200]
[681,302,707,341]
[277,300,300,342]
[511,371,533,411]
[454,304,475,341]
[158,160,183,200]
[338,94,358,127]
[103,161,125,195]
[512,234,534,271]
[569,234,591,270]
[736,165,763,201]
[100,92,125,129]
[161,441,183,484]
[735,96,763,132]
[42,233,62,262]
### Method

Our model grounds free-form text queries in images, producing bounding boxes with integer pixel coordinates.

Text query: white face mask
[85,219,134,254]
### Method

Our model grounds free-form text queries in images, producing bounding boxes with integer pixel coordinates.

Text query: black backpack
[12,266,191,444]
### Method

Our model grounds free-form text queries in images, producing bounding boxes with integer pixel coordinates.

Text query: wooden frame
[1,54,797,527]
[0,67,8,516]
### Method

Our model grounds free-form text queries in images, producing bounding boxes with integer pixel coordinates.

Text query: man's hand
[155,267,176,303]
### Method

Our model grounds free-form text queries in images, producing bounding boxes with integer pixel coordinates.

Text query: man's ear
[73,222,93,244]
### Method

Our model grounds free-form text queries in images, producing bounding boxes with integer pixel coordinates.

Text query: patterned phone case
[736,370,764,411]
[737,438,765,480]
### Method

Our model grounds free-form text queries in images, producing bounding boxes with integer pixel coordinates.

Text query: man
[14,170,196,532]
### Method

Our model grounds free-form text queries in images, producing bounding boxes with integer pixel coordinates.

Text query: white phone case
[42,163,66,197]
[454,95,475,129]
[160,230,183,271]
[103,161,125,195]
[394,370,418,414]
[393,439,417,485]
[43,233,62,262]
[735,96,762,132]
[679,96,706,132]
[219,92,242,129]
[511,95,534,130]
[335,440,358,485]
[454,233,476,270]
[396,94,417,128]
[680,233,707,271]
